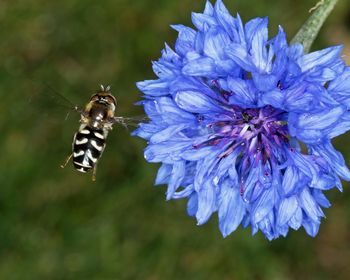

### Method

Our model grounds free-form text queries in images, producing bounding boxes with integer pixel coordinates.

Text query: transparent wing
[28,79,83,115]
[45,85,83,114]
[40,82,84,114]
[112,115,149,128]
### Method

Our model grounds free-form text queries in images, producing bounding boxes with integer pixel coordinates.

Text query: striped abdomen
[72,126,106,173]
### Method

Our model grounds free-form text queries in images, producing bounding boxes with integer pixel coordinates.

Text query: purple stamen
[195,105,288,166]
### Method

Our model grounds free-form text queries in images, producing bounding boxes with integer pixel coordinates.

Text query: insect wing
[28,81,83,117]
[41,83,84,114]
[112,115,149,128]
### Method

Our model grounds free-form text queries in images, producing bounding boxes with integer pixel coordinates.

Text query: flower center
[194,105,289,164]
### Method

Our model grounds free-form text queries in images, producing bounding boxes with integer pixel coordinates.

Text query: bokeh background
[1,0,350,279]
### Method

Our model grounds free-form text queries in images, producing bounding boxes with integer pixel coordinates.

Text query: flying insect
[58,85,146,181]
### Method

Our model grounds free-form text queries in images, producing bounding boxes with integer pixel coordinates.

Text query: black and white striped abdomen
[72,126,106,173]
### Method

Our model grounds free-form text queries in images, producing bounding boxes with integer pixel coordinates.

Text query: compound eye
[90,95,99,102]
[105,95,116,105]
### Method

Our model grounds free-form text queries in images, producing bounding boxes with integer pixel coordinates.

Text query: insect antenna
[100,84,111,92]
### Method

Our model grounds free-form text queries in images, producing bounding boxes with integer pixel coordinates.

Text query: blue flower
[134,0,350,240]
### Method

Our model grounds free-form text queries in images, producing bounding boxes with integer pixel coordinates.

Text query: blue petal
[296,106,345,130]
[277,196,298,226]
[216,59,240,76]
[185,50,202,61]
[249,17,269,72]
[288,152,318,187]
[253,73,278,92]
[175,90,224,113]
[182,57,216,76]
[327,113,350,138]
[142,100,162,120]
[161,43,182,64]
[150,123,188,144]
[173,184,194,199]
[288,43,304,60]
[218,180,246,237]
[272,26,288,52]
[215,150,240,184]
[290,127,324,144]
[171,24,196,56]
[299,188,324,222]
[298,45,343,72]
[276,224,289,238]
[272,54,288,81]
[314,174,337,190]
[228,159,239,184]
[258,212,276,240]
[282,166,301,195]
[187,192,198,217]
[306,66,343,83]
[137,80,169,96]
[235,13,246,45]
[242,164,262,203]
[260,89,284,109]
[244,17,267,47]
[203,1,214,16]
[213,0,238,40]
[191,12,218,31]
[227,77,257,107]
[144,140,191,163]
[203,27,231,60]
[153,97,196,124]
[169,76,216,98]
[310,141,350,181]
[312,190,331,208]
[251,185,276,224]
[288,206,302,230]
[194,154,220,191]
[155,163,172,185]
[167,161,186,200]
[284,84,315,112]
[225,43,254,71]
[328,68,350,108]
[152,61,178,79]
[181,146,217,161]
[132,123,162,140]
[302,219,320,237]
[196,181,217,225]
[194,30,205,53]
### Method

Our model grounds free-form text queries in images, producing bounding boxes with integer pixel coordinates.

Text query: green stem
[291,0,339,53]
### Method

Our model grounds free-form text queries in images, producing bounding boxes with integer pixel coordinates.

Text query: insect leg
[92,165,98,181]
[60,154,73,168]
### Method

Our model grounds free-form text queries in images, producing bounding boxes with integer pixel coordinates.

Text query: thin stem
[291,0,339,53]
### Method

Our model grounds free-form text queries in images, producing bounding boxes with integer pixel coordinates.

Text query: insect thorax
[82,101,115,130]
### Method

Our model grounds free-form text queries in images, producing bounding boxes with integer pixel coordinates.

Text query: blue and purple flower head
[134,0,350,240]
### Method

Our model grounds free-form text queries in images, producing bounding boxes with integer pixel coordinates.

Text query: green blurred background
[1,0,350,279]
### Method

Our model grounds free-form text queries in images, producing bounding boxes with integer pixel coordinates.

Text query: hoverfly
[49,84,147,181]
